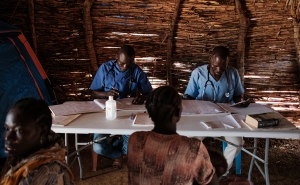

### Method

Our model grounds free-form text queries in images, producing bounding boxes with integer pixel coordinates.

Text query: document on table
[182,100,227,115]
[200,114,242,129]
[131,112,153,126]
[94,98,147,111]
[217,103,274,115]
[217,114,242,129]
[52,114,81,126]
[49,101,103,116]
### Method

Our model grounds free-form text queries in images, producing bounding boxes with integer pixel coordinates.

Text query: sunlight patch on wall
[111,32,158,37]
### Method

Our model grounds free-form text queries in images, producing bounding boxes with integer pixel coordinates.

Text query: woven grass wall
[0,0,300,125]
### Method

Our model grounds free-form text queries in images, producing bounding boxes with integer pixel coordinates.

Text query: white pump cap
[109,96,113,100]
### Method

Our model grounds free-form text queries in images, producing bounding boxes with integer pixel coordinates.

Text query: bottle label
[106,106,112,118]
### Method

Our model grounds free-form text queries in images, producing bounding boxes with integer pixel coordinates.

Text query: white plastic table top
[51,110,300,139]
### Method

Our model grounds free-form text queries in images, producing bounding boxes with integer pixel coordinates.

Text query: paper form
[217,115,241,129]
[132,112,153,126]
[217,103,274,115]
[182,100,226,115]
[52,114,81,126]
[49,101,103,116]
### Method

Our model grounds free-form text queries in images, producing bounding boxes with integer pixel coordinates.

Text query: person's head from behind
[5,98,52,160]
[209,46,230,80]
[145,86,182,134]
[207,150,228,177]
[117,45,135,72]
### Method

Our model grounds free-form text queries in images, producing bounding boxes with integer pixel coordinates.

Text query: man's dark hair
[11,98,52,134]
[145,86,181,123]
[118,45,135,60]
[211,46,230,59]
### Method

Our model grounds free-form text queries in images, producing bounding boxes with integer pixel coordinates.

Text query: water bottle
[106,96,116,120]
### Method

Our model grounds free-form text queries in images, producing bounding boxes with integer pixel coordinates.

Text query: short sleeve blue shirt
[184,64,244,103]
[90,60,152,99]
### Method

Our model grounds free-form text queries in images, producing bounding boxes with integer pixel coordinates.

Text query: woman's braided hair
[146,86,181,123]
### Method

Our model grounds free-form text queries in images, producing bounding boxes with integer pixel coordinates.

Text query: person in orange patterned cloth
[127,86,220,185]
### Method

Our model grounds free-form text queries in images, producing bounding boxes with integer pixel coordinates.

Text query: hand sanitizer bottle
[106,96,116,120]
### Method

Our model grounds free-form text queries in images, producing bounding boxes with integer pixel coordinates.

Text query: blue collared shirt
[90,60,152,99]
[184,64,244,103]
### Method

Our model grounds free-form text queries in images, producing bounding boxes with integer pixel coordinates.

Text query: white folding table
[51,110,300,184]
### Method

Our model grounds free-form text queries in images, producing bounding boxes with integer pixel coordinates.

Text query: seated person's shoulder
[129,131,149,141]
[22,161,74,185]
[182,135,203,143]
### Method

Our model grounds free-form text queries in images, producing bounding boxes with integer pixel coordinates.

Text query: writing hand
[233,99,250,108]
[132,96,145,104]
[107,88,119,99]
[132,88,145,104]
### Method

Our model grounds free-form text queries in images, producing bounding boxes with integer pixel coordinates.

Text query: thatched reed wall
[1,0,300,125]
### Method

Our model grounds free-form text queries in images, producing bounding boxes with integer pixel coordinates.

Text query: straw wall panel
[245,0,300,123]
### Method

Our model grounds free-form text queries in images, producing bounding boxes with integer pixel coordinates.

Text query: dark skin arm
[233,95,250,107]
[92,88,146,104]
[91,88,119,100]
[182,94,195,100]
[132,88,147,104]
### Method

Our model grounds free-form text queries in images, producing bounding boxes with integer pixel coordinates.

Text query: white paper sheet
[52,114,81,126]
[132,112,153,126]
[49,101,103,116]
[217,114,241,129]
[217,103,274,115]
[182,100,226,115]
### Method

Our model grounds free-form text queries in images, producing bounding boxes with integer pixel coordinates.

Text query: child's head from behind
[5,98,52,159]
[208,150,228,177]
[146,86,182,126]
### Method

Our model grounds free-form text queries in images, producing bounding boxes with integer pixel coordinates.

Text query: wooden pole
[83,0,98,76]
[292,19,300,101]
[235,0,248,86]
[166,0,181,86]
[28,0,37,54]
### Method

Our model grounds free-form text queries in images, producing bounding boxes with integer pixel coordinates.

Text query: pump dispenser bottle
[106,96,117,120]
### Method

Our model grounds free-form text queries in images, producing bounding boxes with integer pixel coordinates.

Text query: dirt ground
[67,134,300,185]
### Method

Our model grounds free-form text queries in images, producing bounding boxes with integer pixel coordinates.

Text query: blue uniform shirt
[90,60,152,98]
[184,64,244,103]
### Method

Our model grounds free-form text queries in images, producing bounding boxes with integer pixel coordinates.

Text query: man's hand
[232,98,250,108]
[132,95,145,104]
[132,88,145,104]
[107,88,119,99]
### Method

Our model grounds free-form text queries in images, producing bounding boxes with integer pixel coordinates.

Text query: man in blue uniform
[183,46,248,177]
[90,45,152,168]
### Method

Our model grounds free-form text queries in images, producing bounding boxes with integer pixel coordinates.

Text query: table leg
[264,138,270,185]
[247,138,270,185]
[65,133,69,164]
[248,138,257,180]
[75,133,84,180]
